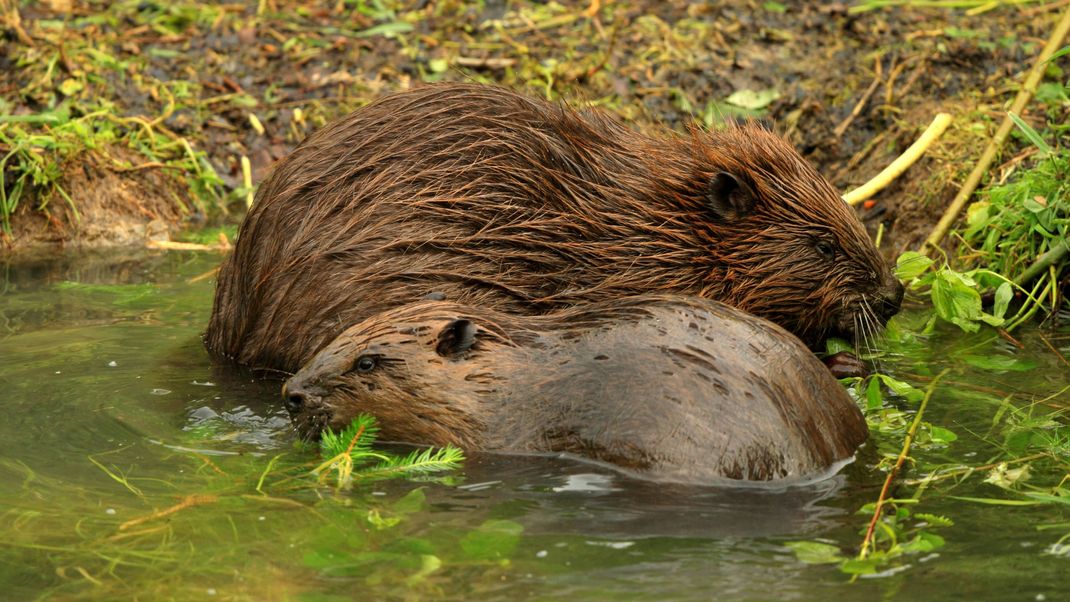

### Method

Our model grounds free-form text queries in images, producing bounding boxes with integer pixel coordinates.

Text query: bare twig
[1039,332,1070,370]
[118,494,218,531]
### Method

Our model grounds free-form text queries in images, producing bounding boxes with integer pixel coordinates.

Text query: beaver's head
[691,124,903,348]
[281,302,510,443]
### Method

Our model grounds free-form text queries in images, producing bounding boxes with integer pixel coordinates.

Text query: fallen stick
[922,6,1070,253]
[843,112,953,206]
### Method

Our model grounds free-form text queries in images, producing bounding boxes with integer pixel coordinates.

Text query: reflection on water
[1,249,1069,600]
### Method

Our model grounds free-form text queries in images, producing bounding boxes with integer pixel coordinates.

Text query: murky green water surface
[2,250,1068,601]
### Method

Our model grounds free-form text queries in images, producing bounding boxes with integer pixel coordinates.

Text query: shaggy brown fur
[205,83,901,371]
[282,295,869,484]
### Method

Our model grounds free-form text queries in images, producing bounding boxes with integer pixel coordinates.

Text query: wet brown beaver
[206,83,902,371]
[282,295,869,484]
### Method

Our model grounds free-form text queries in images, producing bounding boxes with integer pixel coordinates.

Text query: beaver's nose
[281,381,320,415]
[877,279,905,322]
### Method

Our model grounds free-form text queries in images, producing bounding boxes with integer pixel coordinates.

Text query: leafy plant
[312,414,464,489]
[955,97,1069,316]
[893,252,1044,334]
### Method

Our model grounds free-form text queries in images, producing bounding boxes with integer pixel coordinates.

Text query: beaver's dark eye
[355,356,377,374]
[814,240,836,260]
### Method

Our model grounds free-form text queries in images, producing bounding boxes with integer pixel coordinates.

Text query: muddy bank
[0,1,1060,255]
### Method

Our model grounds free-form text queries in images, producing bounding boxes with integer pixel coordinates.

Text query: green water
[1,250,1068,601]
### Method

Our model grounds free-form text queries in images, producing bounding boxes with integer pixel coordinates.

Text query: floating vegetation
[313,414,465,489]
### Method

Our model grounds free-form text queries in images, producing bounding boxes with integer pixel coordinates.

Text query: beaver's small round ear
[706,171,755,220]
[435,319,477,358]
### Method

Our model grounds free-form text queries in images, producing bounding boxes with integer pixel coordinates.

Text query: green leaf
[148,48,182,58]
[839,557,882,575]
[724,88,780,110]
[1043,44,1070,64]
[948,495,1042,506]
[865,375,884,410]
[958,354,1036,372]
[366,508,401,530]
[391,488,427,515]
[876,374,924,403]
[895,251,934,280]
[0,102,71,125]
[927,425,958,444]
[356,21,414,38]
[1024,492,1070,506]
[1008,112,1052,155]
[992,282,1012,320]
[930,269,983,332]
[899,532,945,554]
[58,78,84,96]
[784,541,843,564]
[762,1,787,12]
[824,337,853,355]
[459,519,523,561]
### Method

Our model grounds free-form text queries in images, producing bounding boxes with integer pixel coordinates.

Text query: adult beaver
[281,295,869,484]
[205,83,902,371]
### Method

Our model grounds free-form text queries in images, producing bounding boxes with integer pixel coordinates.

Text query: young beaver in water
[206,83,902,371]
[282,296,869,484]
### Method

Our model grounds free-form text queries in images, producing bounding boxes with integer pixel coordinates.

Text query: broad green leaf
[927,425,958,444]
[459,519,523,560]
[824,337,853,355]
[866,375,884,410]
[895,251,934,280]
[992,282,1012,319]
[930,270,983,332]
[391,487,427,514]
[877,374,924,403]
[899,532,945,554]
[958,354,1036,372]
[839,557,882,575]
[784,541,843,564]
[724,88,780,110]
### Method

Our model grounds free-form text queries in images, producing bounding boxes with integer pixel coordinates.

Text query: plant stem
[858,369,949,560]
[1014,237,1069,287]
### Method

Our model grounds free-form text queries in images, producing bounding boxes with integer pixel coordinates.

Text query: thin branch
[858,369,949,560]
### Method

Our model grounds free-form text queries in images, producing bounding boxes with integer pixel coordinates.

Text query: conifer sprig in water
[312,414,464,488]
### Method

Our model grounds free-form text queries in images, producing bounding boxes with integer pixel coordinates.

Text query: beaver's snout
[876,278,905,323]
[281,379,326,415]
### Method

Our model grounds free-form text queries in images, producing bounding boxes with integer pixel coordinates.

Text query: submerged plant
[312,414,464,489]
